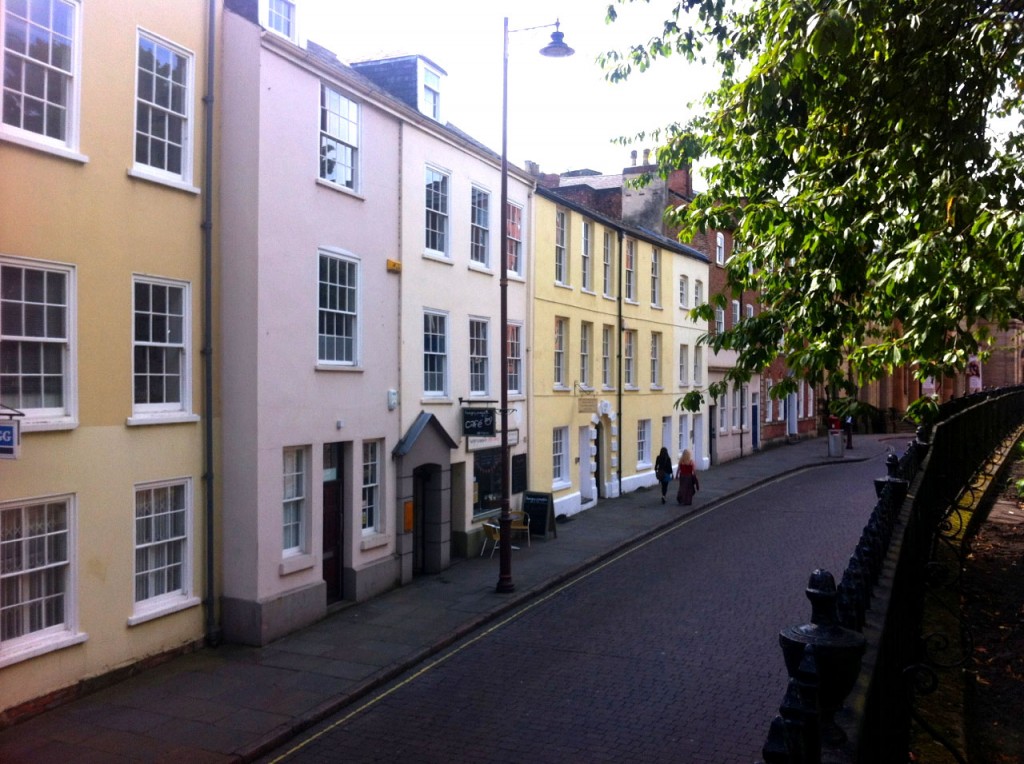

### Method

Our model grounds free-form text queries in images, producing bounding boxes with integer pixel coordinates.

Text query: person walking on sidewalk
[676,449,699,505]
[655,446,673,504]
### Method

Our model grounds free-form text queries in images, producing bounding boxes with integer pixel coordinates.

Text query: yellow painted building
[0,0,216,716]
[529,189,709,515]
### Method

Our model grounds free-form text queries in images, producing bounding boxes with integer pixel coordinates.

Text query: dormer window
[422,67,441,121]
[264,0,296,41]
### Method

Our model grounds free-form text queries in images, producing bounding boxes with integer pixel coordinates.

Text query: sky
[304,0,720,177]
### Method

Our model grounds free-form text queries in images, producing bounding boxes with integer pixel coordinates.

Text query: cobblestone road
[261,455,886,764]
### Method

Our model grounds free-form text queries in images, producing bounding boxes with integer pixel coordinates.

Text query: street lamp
[497,18,574,594]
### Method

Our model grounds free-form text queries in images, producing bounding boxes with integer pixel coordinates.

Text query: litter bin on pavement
[828,429,844,457]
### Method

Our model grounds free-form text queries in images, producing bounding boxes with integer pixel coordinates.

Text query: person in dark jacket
[655,446,673,504]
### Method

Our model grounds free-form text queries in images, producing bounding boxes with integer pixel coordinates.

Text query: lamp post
[497,18,574,594]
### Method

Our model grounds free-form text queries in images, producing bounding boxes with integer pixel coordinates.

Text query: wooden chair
[479,522,501,558]
[509,510,531,547]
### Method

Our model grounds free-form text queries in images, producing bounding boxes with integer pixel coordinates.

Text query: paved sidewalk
[0,434,900,763]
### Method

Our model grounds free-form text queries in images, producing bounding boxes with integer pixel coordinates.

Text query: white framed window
[732,387,740,428]
[423,310,448,396]
[679,344,689,386]
[601,325,613,388]
[320,84,358,190]
[1,0,82,158]
[695,279,704,306]
[741,384,748,428]
[746,303,754,320]
[581,222,592,291]
[679,275,689,308]
[552,426,569,486]
[506,322,522,395]
[318,250,359,365]
[133,32,193,186]
[766,379,774,422]
[469,318,488,395]
[506,202,523,276]
[362,441,380,533]
[470,186,489,266]
[422,67,441,120]
[553,317,567,388]
[0,258,75,428]
[636,419,651,467]
[718,394,727,431]
[732,299,741,326]
[624,330,636,388]
[132,276,190,418]
[650,248,661,306]
[282,446,307,555]
[624,240,636,301]
[133,479,195,621]
[650,332,662,388]
[715,306,725,334]
[579,321,592,388]
[0,494,82,666]
[602,231,613,297]
[425,167,449,256]
[265,0,296,40]
[678,413,689,456]
[694,346,703,385]
[716,231,725,265]
[554,209,568,284]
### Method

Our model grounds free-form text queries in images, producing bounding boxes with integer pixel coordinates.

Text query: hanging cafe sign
[462,407,496,437]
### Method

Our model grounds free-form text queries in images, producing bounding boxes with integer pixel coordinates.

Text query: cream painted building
[529,188,709,517]
[0,0,215,715]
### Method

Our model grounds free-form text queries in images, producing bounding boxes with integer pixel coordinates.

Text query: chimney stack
[630,150,637,166]
[642,148,650,165]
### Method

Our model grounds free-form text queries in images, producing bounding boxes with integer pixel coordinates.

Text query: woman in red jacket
[676,449,700,506]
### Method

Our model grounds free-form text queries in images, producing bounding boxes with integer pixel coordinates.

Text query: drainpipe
[201,0,220,646]
[616,229,624,496]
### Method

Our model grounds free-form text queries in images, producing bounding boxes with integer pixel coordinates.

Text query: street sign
[462,408,496,437]
[0,420,20,460]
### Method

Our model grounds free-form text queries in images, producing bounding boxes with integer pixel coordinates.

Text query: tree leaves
[603,0,1024,398]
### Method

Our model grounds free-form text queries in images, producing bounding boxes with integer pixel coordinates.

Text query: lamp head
[539,20,574,58]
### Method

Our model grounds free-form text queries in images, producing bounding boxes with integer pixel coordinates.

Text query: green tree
[602,0,1024,417]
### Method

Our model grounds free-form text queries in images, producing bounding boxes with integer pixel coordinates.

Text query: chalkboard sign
[522,491,557,539]
[462,408,496,437]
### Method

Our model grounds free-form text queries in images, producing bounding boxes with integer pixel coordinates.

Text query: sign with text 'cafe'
[462,408,496,438]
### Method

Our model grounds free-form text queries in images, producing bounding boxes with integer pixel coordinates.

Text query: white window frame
[319,83,359,191]
[425,166,449,257]
[553,317,567,389]
[601,325,613,388]
[746,303,755,320]
[506,201,524,276]
[636,419,652,468]
[679,275,689,308]
[741,384,748,428]
[469,317,489,396]
[581,222,592,292]
[624,240,636,302]
[470,186,490,267]
[678,413,689,456]
[362,440,381,534]
[0,256,77,431]
[0,0,84,161]
[131,275,192,423]
[423,310,449,397]
[552,426,569,488]
[318,249,360,367]
[282,446,308,556]
[602,231,613,298]
[263,0,297,41]
[650,248,661,306]
[130,478,199,625]
[732,299,741,326]
[506,322,522,395]
[679,344,689,386]
[694,346,703,385]
[650,332,662,388]
[715,306,725,334]
[579,321,592,389]
[421,66,441,121]
[732,387,740,428]
[0,493,84,668]
[766,379,774,422]
[695,279,704,306]
[554,209,568,285]
[624,330,636,388]
[132,30,195,190]
[719,394,728,431]
[716,232,725,265]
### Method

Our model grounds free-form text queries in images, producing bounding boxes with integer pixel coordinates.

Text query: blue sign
[0,421,19,459]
